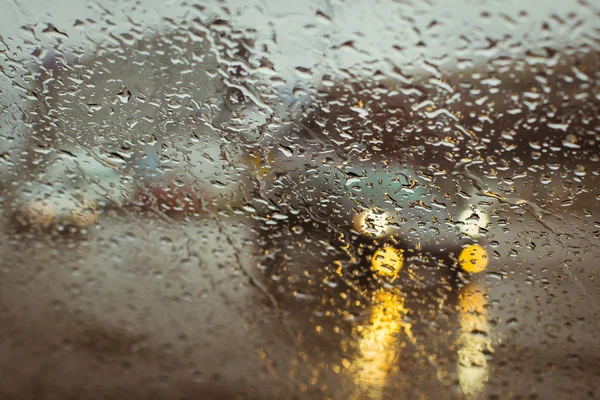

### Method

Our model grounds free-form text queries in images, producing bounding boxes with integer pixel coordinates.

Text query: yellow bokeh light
[72,199,98,227]
[371,247,403,279]
[28,200,55,225]
[458,244,488,274]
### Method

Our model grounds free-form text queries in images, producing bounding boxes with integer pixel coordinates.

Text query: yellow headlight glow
[355,208,393,238]
[28,200,55,225]
[458,244,489,274]
[371,246,404,279]
[72,200,98,227]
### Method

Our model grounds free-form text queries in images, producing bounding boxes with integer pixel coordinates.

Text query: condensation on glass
[0,0,598,398]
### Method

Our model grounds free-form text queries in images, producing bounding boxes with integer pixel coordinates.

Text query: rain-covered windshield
[0,0,599,398]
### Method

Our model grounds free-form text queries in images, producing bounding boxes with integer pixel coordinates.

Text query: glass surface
[0,0,598,398]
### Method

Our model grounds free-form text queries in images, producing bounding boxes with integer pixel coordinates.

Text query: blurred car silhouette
[254,50,598,292]
[3,20,265,230]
